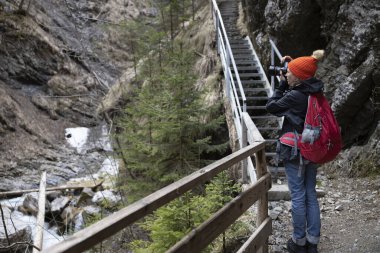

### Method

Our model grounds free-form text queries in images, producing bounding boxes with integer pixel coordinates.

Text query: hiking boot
[306,241,318,253]
[287,238,307,253]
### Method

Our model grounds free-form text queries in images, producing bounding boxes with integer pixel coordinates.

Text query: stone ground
[269,173,380,253]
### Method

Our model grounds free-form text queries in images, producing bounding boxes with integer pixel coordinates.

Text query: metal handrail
[211,2,286,184]
[269,39,285,128]
[269,39,283,92]
[218,30,244,118]
[247,36,273,97]
[211,0,246,120]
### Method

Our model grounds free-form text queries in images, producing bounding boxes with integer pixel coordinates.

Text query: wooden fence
[42,123,271,253]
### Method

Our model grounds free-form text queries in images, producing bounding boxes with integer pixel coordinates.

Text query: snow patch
[65,127,89,153]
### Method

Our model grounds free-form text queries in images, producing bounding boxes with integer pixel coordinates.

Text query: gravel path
[268,173,380,253]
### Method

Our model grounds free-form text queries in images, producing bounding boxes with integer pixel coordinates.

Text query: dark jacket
[266,77,324,161]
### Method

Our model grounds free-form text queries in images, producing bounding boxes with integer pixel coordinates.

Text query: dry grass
[175,3,224,109]
[96,68,135,115]
[177,4,215,56]
[195,52,218,79]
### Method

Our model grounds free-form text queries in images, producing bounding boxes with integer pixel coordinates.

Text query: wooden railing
[42,131,271,253]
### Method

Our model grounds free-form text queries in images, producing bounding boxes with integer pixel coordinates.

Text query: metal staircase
[216,0,286,185]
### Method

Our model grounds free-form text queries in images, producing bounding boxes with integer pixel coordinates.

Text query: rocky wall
[0,0,155,190]
[242,0,379,174]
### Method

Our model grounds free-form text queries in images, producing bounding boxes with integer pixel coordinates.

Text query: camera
[268,62,288,76]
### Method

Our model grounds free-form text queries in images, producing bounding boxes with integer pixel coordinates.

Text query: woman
[266,50,325,253]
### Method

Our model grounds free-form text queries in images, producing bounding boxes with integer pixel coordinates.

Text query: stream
[0,124,120,251]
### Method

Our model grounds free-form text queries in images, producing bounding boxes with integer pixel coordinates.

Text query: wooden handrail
[242,112,265,144]
[42,142,266,253]
[167,173,271,252]
[237,217,272,253]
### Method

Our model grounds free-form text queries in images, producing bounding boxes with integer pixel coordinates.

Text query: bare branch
[0,241,40,251]
[0,204,11,247]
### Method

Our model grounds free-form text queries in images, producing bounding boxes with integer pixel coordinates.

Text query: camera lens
[268,65,287,76]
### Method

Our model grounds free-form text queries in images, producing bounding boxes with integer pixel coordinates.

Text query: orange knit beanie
[288,50,325,80]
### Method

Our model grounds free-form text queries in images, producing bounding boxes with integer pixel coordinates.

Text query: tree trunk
[170,3,174,43]
[27,0,33,12]
[192,0,195,21]
[18,0,25,10]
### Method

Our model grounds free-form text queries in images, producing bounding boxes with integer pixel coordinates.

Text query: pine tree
[117,43,227,200]
[129,172,241,253]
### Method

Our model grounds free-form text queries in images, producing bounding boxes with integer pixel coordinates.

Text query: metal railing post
[269,39,283,93]
[241,116,248,183]
[270,45,274,92]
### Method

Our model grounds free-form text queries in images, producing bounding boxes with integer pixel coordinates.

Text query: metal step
[241,80,266,85]
[233,54,256,59]
[220,11,238,14]
[234,66,259,71]
[234,67,260,72]
[235,60,258,65]
[226,30,240,33]
[229,40,249,45]
[241,96,268,101]
[228,34,241,38]
[228,36,243,40]
[251,115,278,119]
[233,73,262,78]
[257,126,282,131]
[232,50,253,54]
[246,105,267,110]
[244,88,268,92]
[230,45,250,50]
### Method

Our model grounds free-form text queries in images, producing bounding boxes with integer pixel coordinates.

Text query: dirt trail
[270,174,380,253]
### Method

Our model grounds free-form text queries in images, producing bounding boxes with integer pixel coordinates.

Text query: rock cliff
[0,0,153,190]
[242,0,379,175]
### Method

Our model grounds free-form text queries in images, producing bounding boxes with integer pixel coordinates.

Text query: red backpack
[280,92,342,164]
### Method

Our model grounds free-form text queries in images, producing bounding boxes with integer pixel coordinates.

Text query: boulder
[18,194,38,216]
[50,196,71,213]
[92,190,121,208]
[77,188,95,205]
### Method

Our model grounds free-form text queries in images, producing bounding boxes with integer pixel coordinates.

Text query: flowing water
[0,124,119,250]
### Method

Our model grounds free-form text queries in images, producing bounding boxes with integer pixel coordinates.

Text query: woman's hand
[278,80,289,92]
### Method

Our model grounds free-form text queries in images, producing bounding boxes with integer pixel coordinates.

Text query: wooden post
[33,171,47,253]
[255,149,270,253]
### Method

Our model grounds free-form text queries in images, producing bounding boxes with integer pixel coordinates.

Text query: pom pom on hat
[288,50,325,80]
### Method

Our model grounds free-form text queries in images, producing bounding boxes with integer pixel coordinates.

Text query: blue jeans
[284,159,321,246]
